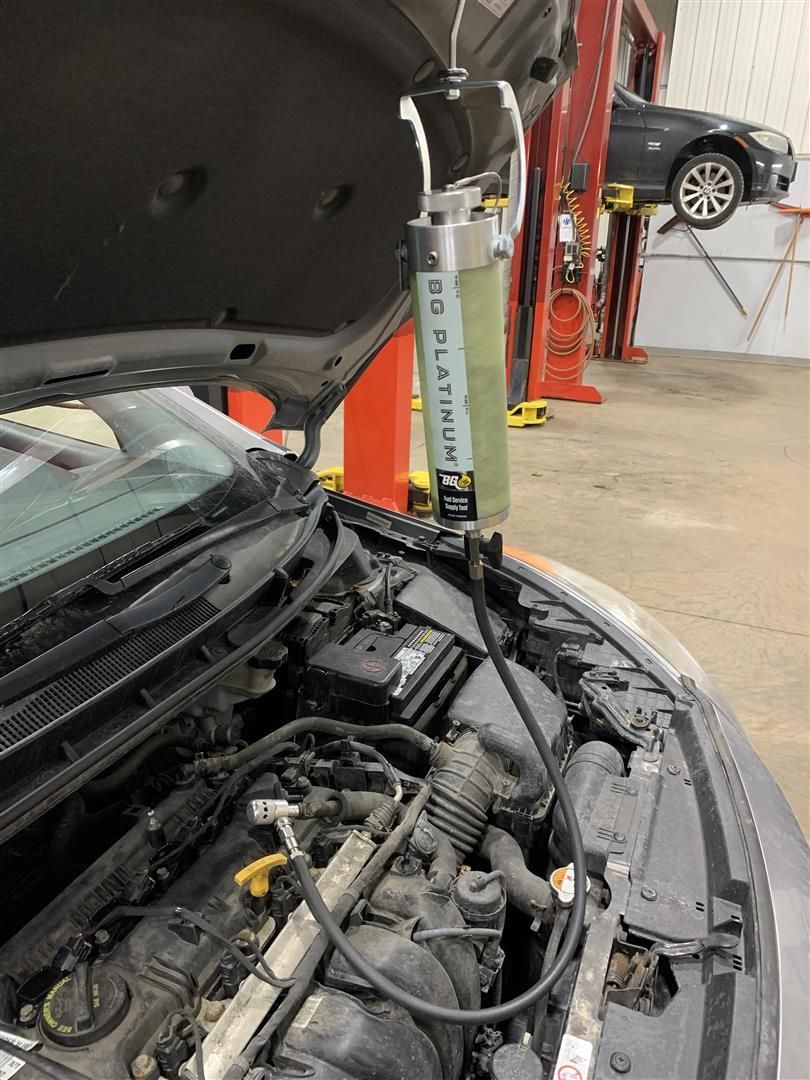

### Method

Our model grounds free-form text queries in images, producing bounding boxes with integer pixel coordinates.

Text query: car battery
[304,623,465,726]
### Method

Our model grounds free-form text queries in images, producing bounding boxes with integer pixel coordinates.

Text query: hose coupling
[464,531,484,580]
[274,816,303,860]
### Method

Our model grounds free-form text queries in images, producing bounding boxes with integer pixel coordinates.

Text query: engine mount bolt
[610,1051,632,1073]
[130,1054,159,1080]
[640,886,657,902]
[613,832,626,843]
[203,1000,227,1022]
[18,1004,36,1024]
[667,764,681,776]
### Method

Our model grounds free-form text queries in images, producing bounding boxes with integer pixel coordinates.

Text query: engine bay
[0,519,747,1080]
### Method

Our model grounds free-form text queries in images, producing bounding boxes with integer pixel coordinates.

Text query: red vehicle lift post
[600,2,664,363]
[223,330,413,513]
[511,0,662,395]
[519,0,623,403]
[342,323,414,513]
[226,389,283,444]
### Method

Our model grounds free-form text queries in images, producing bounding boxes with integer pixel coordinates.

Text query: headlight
[748,130,790,154]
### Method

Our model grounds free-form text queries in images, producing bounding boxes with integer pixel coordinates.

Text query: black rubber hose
[86,733,194,794]
[337,790,400,822]
[479,826,552,918]
[413,928,501,943]
[262,791,399,824]
[427,830,458,891]
[50,794,85,876]
[199,718,438,775]
[285,547,588,1026]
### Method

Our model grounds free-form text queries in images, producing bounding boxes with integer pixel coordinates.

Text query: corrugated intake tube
[425,730,502,858]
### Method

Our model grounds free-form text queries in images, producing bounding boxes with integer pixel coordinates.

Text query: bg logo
[441,472,472,490]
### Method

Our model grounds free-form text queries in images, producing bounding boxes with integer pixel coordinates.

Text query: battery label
[393,627,447,696]
[0,1032,36,1080]
[415,271,478,522]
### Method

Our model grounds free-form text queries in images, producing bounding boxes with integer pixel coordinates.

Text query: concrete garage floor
[290,354,810,835]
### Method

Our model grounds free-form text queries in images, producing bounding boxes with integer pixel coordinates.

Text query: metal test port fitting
[247,799,302,825]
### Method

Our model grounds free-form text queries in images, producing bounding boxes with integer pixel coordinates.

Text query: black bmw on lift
[0,4,807,1080]
[607,83,797,228]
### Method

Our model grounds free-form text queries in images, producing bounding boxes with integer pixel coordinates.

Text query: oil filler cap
[39,964,129,1046]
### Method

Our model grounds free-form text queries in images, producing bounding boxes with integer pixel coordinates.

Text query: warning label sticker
[393,627,447,695]
[0,1033,36,1080]
[554,1033,594,1080]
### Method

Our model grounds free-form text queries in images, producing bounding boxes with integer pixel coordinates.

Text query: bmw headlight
[749,130,790,154]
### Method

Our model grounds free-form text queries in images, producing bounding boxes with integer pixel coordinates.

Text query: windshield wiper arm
[89,494,307,597]
[3,495,308,642]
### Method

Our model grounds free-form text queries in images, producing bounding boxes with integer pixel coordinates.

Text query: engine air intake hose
[425,730,502,858]
[282,536,587,1026]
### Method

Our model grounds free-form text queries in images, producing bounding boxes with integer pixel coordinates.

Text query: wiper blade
[89,494,307,597]
[0,519,203,645]
[0,555,231,706]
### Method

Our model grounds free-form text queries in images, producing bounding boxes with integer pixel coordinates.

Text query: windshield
[614,83,650,107]
[0,390,256,608]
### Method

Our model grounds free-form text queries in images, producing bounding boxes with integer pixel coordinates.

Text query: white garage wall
[634,160,810,361]
[666,0,809,155]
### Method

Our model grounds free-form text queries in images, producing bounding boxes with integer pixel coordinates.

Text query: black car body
[0,4,808,1080]
[607,83,797,227]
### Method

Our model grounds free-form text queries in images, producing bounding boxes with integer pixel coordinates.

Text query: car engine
[0,526,676,1080]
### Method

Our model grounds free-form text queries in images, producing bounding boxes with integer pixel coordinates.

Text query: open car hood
[1,0,576,444]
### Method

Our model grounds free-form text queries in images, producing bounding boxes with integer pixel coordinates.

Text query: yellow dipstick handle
[233,853,288,898]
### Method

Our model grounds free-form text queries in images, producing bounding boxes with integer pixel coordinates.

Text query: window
[0,390,238,596]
